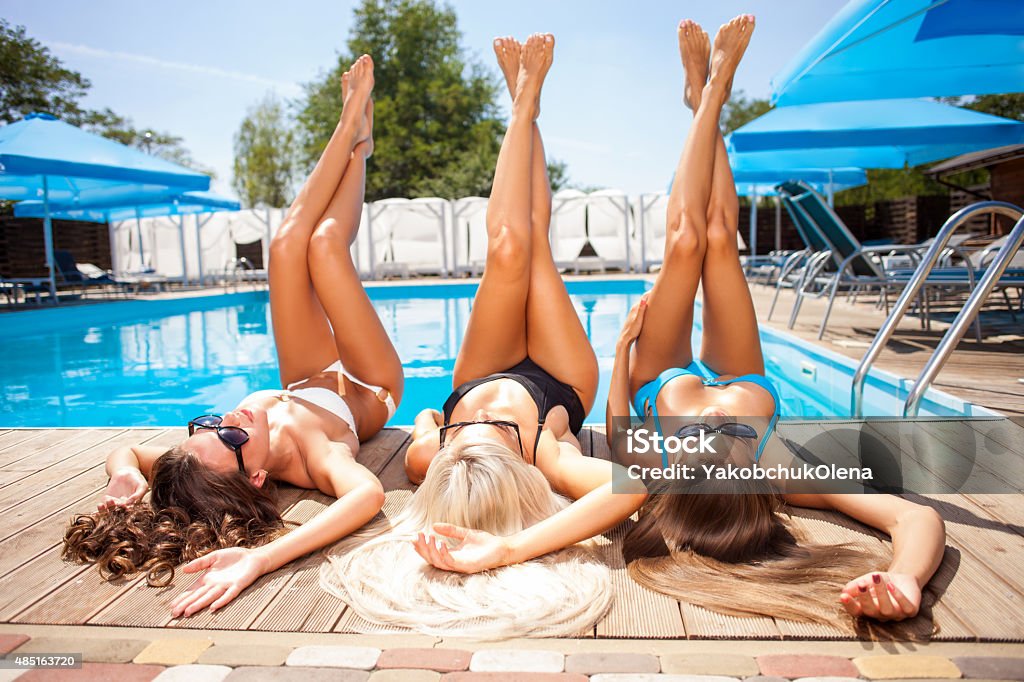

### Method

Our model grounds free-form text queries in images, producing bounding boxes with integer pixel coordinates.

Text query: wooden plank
[0,429,168,544]
[968,418,1024,458]
[595,520,687,638]
[358,428,411,475]
[0,546,94,621]
[0,429,136,495]
[0,429,106,474]
[0,430,50,458]
[86,485,309,629]
[590,426,612,461]
[681,603,781,639]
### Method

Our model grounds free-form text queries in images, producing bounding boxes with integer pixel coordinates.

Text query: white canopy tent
[368,197,449,278]
[451,196,489,276]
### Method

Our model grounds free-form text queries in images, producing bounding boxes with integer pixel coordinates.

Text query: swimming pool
[0,279,995,428]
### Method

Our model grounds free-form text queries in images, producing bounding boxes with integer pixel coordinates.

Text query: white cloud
[49,41,304,97]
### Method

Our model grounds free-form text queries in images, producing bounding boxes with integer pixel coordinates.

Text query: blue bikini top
[632,358,782,463]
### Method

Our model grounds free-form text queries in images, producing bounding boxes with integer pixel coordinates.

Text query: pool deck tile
[757,655,860,679]
[224,667,368,682]
[853,655,963,679]
[564,652,661,674]
[660,653,759,676]
[17,662,165,682]
[133,639,214,666]
[152,664,233,682]
[13,636,150,663]
[375,648,471,672]
[0,635,29,655]
[369,671,442,682]
[951,657,1024,680]
[468,649,565,672]
[197,645,292,667]
[284,645,381,670]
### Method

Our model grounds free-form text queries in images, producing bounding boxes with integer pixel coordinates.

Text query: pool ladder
[851,201,1024,418]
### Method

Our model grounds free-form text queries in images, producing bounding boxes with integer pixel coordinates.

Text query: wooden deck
[1,424,1022,640]
[748,284,1024,416]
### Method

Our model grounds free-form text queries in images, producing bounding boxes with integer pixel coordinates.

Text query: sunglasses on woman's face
[439,420,524,456]
[188,414,248,473]
[674,421,759,441]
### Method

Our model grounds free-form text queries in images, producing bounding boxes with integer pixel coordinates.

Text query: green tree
[232,95,296,207]
[962,92,1024,121]
[296,0,504,200]
[720,90,771,134]
[0,19,90,124]
[0,20,208,176]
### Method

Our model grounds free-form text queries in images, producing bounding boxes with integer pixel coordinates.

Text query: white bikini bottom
[284,360,397,437]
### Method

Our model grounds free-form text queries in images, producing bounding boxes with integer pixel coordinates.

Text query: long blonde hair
[320,440,612,638]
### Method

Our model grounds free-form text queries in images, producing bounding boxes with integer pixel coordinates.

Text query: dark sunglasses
[188,414,248,473]
[675,421,759,441]
[439,419,524,456]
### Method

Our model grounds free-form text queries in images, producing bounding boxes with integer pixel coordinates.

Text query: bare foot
[354,97,374,158]
[493,36,522,100]
[678,19,710,112]
[707,15,754,104]
[341,54,374,141]
[514,33,554,120]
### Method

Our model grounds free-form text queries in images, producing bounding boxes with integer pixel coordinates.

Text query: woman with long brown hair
[400,33,647,576]
[609,16,946,627]
[64,54,402,618]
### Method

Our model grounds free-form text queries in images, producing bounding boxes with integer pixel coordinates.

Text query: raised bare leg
[686,16,764,376]
[269,56,373,387]
[308,62,403,410]
[627,18,737,394]
[495,34,598,409]
[451,35,547,386]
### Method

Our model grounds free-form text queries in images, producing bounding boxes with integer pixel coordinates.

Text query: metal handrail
[851,201,1023,418]
[904,212,1024,416]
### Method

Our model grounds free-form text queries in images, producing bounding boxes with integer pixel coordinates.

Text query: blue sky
[3,0,847,198]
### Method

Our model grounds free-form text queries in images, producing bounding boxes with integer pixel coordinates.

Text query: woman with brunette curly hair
[65,54,401,618]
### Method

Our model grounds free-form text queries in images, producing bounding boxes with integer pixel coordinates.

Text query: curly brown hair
[63,446,286,586]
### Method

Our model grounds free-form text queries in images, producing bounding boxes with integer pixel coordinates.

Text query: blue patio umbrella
[771,0,1024,107]
[726,99,1024,184]
[0,113,210,299]
[14,191,240,284]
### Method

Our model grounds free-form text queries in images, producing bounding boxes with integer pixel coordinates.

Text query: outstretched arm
[785,492,945,621]
[170,447,385,618]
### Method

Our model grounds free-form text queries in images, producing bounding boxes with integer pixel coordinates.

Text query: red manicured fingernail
[859,585,867,592]
[872,574,881,584]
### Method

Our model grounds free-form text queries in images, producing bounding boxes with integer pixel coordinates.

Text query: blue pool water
[0,279,993,428]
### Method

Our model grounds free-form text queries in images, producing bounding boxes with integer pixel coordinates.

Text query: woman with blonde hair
[64,55,403,618]
[609,15,946,630]
[319,33,643,636]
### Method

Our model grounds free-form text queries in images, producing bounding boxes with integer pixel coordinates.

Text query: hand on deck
[170,547,271,617]
[98,467,148,510]
[413,524,512,574]
[839,571,920,621]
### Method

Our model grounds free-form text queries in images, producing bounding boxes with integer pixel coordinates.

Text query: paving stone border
[1,632,1021,682]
